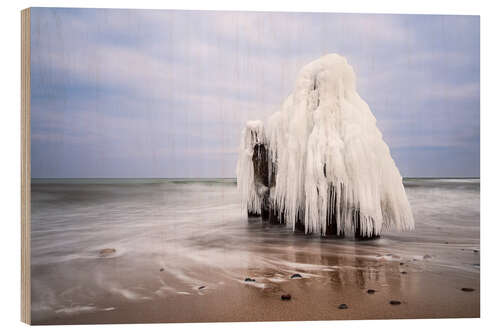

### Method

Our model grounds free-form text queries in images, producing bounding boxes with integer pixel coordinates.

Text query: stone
[401,271,407,275]
[461,288,475,292]
[366,289,376,294]
[198,286,206,290]
[244,277,256,282]
[281,294,292,301]
[99,248,116,256]
[389,300,401,305]
[291,273,302,279]
[423,254,432,259]
[160,268,164,272]
[338,303,348,309]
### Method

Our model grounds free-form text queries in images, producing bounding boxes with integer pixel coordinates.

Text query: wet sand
[33,242,479,324]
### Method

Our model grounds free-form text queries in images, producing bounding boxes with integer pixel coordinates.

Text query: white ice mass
[236,54,415,237]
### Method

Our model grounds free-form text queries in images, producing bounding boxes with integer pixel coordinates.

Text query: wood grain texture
[21,7,31,325]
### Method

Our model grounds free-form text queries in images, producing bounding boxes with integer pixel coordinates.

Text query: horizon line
[31,176,480,180]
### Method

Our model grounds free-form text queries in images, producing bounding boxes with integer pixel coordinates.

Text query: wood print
[22,8,480,325]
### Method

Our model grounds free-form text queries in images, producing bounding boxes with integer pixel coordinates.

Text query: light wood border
[21,7,31,325]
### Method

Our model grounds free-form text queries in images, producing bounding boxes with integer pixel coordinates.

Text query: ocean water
[30,178,480,322]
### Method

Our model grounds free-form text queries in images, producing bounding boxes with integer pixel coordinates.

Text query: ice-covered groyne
[236,54,414,238]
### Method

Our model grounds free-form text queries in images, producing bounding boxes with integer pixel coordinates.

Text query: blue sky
[30,8,479,178]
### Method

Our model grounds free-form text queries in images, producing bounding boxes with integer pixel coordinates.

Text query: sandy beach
[33,242,479,324]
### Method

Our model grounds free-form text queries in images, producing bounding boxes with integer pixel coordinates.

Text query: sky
[30,8,480,178]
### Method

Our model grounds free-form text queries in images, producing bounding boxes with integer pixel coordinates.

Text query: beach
[30,179,480,324]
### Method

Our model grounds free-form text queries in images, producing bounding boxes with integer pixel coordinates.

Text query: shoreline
[30,179,480,325]
[32,253,479,325]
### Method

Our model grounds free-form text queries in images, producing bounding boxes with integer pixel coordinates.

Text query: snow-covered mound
[237,54,414,237]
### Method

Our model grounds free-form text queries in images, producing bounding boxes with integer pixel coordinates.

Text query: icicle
[236,120,266,215]
[236,54,415,236]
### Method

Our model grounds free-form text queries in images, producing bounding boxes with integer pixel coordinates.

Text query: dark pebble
[338,304,348,309]
[423,255,432,259]
[198,286,206,290]
[400,262,404,266]
[461,288,475,292]
[367,289,376,294]
[390,300,402,305]
[244,277,256,282]
[291,273,302,279]
[401,271,407,275]
[445,242,449,244]
[473,249,479,253]
[281,294,292,301]
[160,268,164,272]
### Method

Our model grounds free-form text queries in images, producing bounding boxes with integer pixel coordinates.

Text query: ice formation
[236,54,414,238]
[236,120,266,216]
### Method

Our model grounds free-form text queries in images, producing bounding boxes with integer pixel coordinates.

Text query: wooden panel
[21,7,31,325]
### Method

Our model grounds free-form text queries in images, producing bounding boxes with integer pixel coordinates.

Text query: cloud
[30,8,480,178]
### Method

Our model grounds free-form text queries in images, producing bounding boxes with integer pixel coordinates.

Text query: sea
[30,178,480,322]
